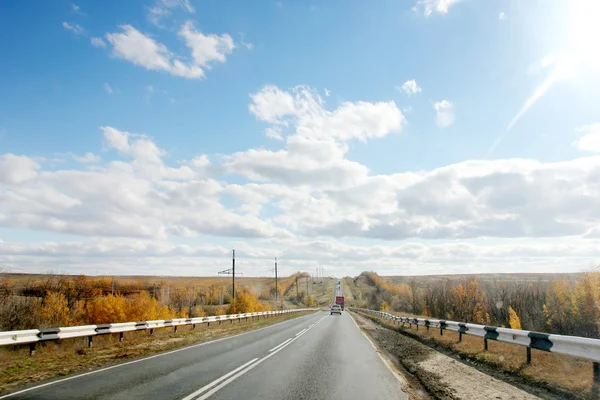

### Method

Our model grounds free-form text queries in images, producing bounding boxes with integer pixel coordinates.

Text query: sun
[565,0,600,71]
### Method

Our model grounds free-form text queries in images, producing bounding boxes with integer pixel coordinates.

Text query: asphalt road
[2,311,407,400]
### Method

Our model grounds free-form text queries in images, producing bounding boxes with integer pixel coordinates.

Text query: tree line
[356,270,600,338]
[0,273,313,331]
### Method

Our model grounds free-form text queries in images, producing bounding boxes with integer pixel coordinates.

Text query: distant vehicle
[331,304,342,315]
[335,295,345,310]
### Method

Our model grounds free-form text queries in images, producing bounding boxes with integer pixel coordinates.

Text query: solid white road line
[0,312,319,400]
[181,358,259,400]
[347,312,407,388]
[189,312,324,400]
[268,338,292,352]
[295,328,307,336]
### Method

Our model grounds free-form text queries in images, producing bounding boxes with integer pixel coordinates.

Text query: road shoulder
[350,311,543,400]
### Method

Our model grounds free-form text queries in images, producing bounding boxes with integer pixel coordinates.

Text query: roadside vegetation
[0,272,327,331]
[347,270,600,338]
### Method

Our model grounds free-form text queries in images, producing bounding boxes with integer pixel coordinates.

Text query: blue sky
[1,0,599,277]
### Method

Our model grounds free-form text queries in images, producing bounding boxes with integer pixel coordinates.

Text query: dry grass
[365,313,594,399]
[0,311,314,395]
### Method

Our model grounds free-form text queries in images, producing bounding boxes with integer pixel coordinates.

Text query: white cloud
[413,0,461,16]
[0,154,40,184]
[0,237,598,276]
[73,152,101,163]
[105,25,203,79]
[233,85,405,188]
[104,23,235,79]
[249,85,296,124]
[72,4,84,15]
[162,0,195,13]
[101,126,165,164]
[91,37,106,47]
[397,79,422,96]
[324,88,331,97]
[265,127,283,140]
[62,21,86,36]
[434,99,455,128]
[499,11,506,20]
[574,123,600,152]
[179,21,235,67]
[3,86,600,276]
[147,0,195,27]
[239,33,254,50]
[104,82,114,94]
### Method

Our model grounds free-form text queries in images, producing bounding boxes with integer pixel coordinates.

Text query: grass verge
[357,311,592,400]
[0,311,314,395]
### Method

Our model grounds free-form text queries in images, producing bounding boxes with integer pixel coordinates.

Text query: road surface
[2,311,407,400]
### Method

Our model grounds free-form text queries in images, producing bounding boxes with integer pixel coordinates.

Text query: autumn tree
[544,278,577,335]
[227,289,270,314]
[380,300,390,312]
[40,291,71,327]
[508,306,522,330]
[451,279,488,324]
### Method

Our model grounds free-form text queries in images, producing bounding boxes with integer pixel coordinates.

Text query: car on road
[331,304,342,315]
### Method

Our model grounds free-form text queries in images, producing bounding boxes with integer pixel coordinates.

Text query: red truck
[335,296,345,311]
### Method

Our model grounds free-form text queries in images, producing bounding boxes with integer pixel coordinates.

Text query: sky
[1,0,600,278]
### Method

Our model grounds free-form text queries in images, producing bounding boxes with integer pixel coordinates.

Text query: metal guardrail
[0,308,317,355]
[351,308,600,362]
[353,307,600,396]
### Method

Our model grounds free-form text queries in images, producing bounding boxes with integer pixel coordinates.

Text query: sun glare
[566,0,600,71]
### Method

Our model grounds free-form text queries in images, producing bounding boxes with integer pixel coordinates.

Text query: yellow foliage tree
[40,291,70,327]
[380,300,390,312]
[227,289,270,314]
[306,295,317,307]
[508,306,522,330]
[451,279,487,324]
[85,294,128,324]
[544,278,577,335]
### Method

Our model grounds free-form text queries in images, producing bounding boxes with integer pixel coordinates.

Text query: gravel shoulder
[351,311,542,400]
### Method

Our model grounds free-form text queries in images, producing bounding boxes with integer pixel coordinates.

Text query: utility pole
[295,276,299,299]
[218,249,240,302]
[111,277,115,296]
[306,275,309,296]
[275,257,278,302]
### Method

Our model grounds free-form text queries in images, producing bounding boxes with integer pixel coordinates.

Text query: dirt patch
[352,311,545,400]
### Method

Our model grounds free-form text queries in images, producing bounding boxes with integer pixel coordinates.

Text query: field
[383,272,584,288]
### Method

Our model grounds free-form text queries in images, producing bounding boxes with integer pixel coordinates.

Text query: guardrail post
[149,328,154,335]
[484,338,488,351]
[88,336,93,348]
[192,324,196,330]
[29,343,36,356]
[440,326,443,336]
[174,326,178,333]
[526,347,531,364]
[459,332,462,342]
[119,332,124,342]
[592,362,600,398]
